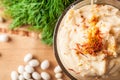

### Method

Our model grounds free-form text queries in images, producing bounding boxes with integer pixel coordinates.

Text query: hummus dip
[57,4,120,80]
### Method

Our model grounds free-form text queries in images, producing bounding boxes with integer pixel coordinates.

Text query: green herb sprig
[1,0,75,45]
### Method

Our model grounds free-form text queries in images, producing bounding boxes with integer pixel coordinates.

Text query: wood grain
[0,15,70,80]
[0,32,70,80]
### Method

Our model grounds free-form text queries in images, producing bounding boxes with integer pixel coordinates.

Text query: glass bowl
[54,0,120,80]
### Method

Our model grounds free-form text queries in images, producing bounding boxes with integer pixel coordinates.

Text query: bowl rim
[53,0,83,79]
[53,0,120,79]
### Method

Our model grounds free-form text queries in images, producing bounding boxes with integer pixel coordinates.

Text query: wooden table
[0,31,70,80]
[0,18,69,80]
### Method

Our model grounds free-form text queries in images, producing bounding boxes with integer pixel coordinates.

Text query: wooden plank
[0,14,70,80]
[0,33,69,80]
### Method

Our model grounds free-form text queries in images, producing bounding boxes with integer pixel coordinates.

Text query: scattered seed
[11,71,19,80]
[41,72,51,80]
[18,74,25,80]
[55,73,63,79]
[54,65,62,73]
[18,65,25,74]
[25,65,34,73]
[0,34,9,42]
[32,72,41,80]
[41,60,50,70]
[28,59,39,67]
[24,53,33,63]
[23,72,31,79]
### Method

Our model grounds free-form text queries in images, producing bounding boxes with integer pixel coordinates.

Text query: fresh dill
[1,0,75,45]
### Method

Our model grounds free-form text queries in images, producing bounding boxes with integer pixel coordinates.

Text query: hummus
[57,4,120,80]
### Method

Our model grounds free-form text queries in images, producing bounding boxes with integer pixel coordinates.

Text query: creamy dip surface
[57,4,120,80]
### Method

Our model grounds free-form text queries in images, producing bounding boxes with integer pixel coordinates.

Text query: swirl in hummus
[57,4,120,79]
